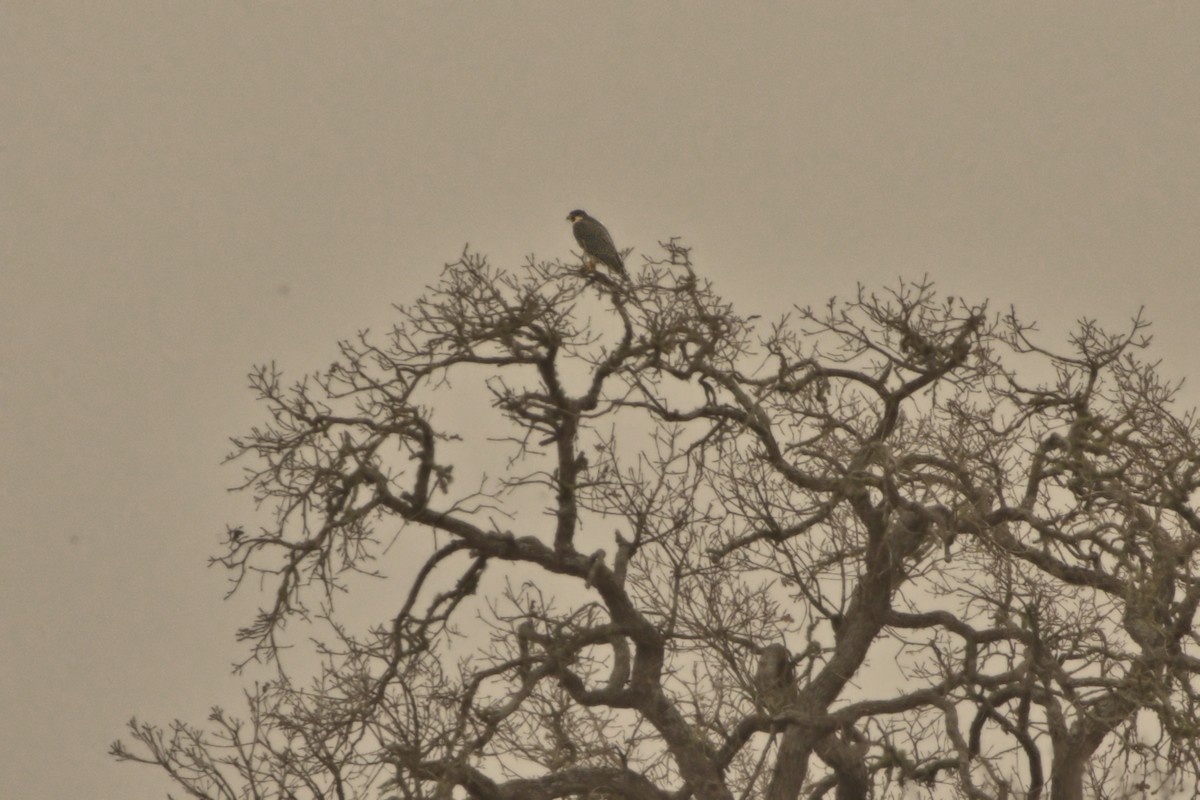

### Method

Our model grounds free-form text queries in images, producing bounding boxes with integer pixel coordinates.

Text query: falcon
[566,209,626,278]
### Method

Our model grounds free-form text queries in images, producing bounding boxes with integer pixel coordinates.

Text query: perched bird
[566,209,626,278]
[754,643,796,712]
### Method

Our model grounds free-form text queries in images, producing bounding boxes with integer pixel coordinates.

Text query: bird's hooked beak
[565,213,575,222]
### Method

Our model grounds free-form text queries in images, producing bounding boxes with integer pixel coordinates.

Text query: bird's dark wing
[573,217,625,275]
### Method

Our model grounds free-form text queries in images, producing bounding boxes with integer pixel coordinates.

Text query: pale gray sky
[2,3,1199,797]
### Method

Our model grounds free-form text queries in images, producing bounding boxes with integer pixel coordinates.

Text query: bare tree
[113,244,1200,800]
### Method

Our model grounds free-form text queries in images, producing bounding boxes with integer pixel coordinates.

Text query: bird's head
[566,209,587,223]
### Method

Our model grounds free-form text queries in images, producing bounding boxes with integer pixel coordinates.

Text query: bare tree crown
[114,245,1200,800]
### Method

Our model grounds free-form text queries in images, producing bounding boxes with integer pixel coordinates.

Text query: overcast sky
[3,3,1199,797]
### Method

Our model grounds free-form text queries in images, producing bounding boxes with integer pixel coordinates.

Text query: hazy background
[3,3,1199,797]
